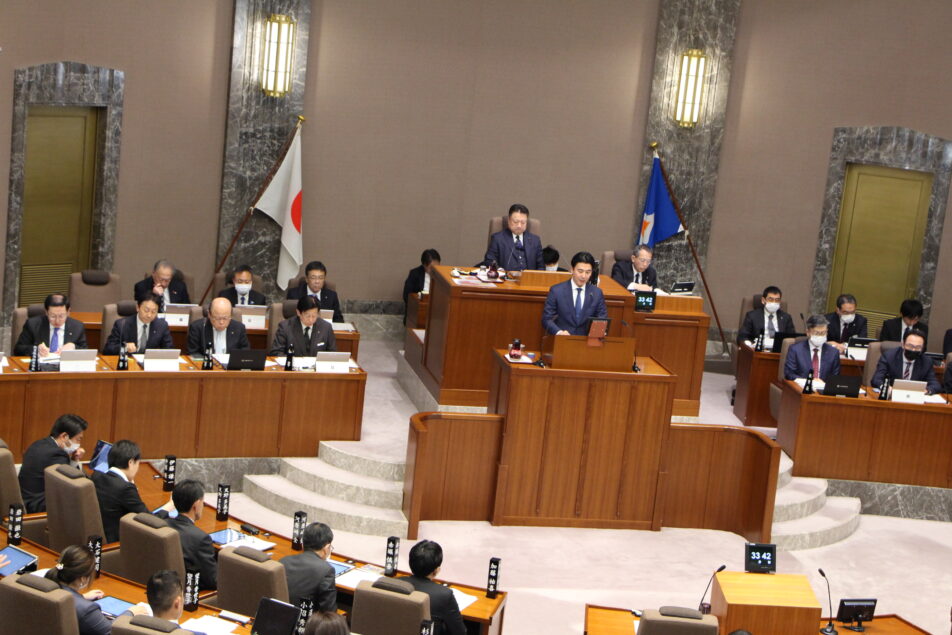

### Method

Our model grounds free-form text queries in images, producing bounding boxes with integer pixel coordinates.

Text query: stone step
[773,477,827,523]
[243,474,408,538]
[772,496,861,551]
[778,451,794,488]
[280,457,404,509]
[319,441,405,482]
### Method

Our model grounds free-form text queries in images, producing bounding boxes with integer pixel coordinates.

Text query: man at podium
[542,251,607,335]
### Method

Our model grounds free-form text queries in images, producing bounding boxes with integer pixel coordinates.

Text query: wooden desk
[406,292,429,329]
[488,349,674,529]
[776,380,952,487]
[711,571,821,635]
[631,296,709,417]
[71,311,361,360]
[583,605,928,634]
[420,265,634,407]
[0,355,366,461]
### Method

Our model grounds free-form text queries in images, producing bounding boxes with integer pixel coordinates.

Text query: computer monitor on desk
[541,335,635,371]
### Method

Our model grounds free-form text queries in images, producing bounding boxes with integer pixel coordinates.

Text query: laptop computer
[769,332,804,353]
[316,352,350,363]
[89,440,113,473]
[670,281,696,295]
[847,336,875,348]
[227,349,267,371]
[891,379,927,404]
[0,544,38,576]
[822,374,861,398]
[250,597,301,635]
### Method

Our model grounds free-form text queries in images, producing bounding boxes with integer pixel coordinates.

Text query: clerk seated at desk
[611,244,657,291]
[483,203,544,271]
[542,251,608,336]
[784,315,840,381]
[19,413,88,513]
[399,540,466,635]
[271,295,336,356]
[403,248,441,321]
[542,245,568,272]
[737,285,795,345]
[871,329,941,395]
[91,440,164,543]
[134,259,190,311]
[879,298,929,348]
[286,260,344,322]
[217,263,266,306]
[104,294,173,355]
[824,293,868,353]
[13,293,88,356]
[159,479,217,590]
[280,521,337,611]
[186,297,250,355]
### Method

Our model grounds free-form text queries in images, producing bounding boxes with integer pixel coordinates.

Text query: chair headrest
[16,575,60,593]
[133,512,168,530]
[27,304,45,318]
[55,464,83,479]
[372,577,414,595]
[130,615,180,632]
[282,299,297,319]
[659,606,703,620]
[81,270,111,285]
[233,545,270,562]
[117,300,138,316]
[613,249,634,262]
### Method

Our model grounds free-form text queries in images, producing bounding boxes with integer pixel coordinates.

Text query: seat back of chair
[487,216,542,248]
[11,304,45,350]
[864,340,902,387]
[215,546,288,616]
[777,336,807,381]
[351,578,430,635]
[0,446,25,517]
[101,301,139,352]
[637,607,719,635]
[0,574,78,635]
[284,275,337,295]
[117,512,185,585]
[68,270,121,313]
[212,271,265,296]
[111,614,191,634]
[44,464,104,551]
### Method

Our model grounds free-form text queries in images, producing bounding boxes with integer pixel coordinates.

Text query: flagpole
[649,141,733,362]
[199,116,306,305]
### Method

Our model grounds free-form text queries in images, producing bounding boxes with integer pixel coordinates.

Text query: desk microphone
[800,312,807,330]
[818,568,837,634]
[698,564,726,612]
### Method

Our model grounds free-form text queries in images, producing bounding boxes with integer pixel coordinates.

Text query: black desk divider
[216,484,231,521]
[420,619,435,635]
[184,571,200,611]
[163,455,176,492]
[7,503,23,545]
[384,536,400,577]
[87,535,102,577]
[296,598,313,635]
[292,511,307,551]
[486,557,500,598]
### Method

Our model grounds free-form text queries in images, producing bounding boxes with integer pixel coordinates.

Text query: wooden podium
[541,334,635,371]
[711,571,821,635]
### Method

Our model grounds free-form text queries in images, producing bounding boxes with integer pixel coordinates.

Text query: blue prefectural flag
[638,157,683,247]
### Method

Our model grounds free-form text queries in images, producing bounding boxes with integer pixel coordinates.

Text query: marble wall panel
[147,457,281,494]
[827,478,952,522]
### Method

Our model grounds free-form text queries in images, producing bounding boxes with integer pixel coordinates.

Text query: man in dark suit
[400,540,466,635]
[271,295,336,356]
[280,522,337,611]
[403,248,441,325]
[542,245,568,272]
[542,251,608,336]
[871,329,941,394]
[134,259,190,310]
[737,285,796,344]
[286,260,344,322]
[879,298,928,348]
[784,315,841,381]
[217,263,266,306]
[165,479,217,590]
[18,414,88,513]
[103,294,174,354]
[483,203,544,271]
[824,293,868,352]
[13,293,88,356]
[186,297,250,355]
[610,245,658,291]
[91,439,149,543]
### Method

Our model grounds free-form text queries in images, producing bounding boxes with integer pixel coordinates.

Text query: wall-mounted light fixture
[673,49,706,127]
[261,14,296,97]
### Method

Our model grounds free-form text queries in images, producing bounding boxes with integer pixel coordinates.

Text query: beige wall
[709,0,952,337]
[0,0,232,303]
[301,0,659,299]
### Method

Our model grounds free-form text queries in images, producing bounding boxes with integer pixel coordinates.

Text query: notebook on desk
[250,597,300,635]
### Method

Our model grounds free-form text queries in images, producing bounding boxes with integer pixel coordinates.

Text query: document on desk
[846,347,868,361]
[331,321,356,332]
[179,615,239,634]
[924,393,948,404]
[453,278,496,288]
[451,587,478,611]
[212,354,229,367]
[335,564,384,589]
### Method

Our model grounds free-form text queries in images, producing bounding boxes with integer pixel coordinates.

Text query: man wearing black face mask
[871,329,941,395]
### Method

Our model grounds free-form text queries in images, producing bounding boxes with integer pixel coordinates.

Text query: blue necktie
[50,328,59,353]
[574,287,582,321]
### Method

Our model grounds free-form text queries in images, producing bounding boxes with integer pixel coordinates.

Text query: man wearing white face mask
[217,264,267,306]
[737,285,795,345]
[18,414,89,513]
[784,315,841,381]
[824,293,868,352]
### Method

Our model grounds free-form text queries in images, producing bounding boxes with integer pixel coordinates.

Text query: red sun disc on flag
[291,190,303,232]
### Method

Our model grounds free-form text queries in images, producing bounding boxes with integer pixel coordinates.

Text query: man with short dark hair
[18,414,88,513]
[217,264,266,306]
[280,522,337,611]
[611,245,657,291]
[879,298,928,347]
[271,295,336,356]
[134,259,190,309]
[784,315,841,381]
[13,293,87,356]
[146,570,187,625]
[286,261,344,322]
[91,439,157,542]
[737,285,795,345]
[484,204,544,271]
[163,479,217,590]
[824,293,868,352]
[871,329,940,394]
[186,297,250,355]
[400,540,465,635]
[542,252,608,336]
[403,249,442,325]
[541,245,567,272]
[103,294,173,355]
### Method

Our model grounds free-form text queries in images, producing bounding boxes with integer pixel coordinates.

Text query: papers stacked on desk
[330,321,356,332]
[180,615,240,634]
[335,564,384,589]
[209,528,275,551]
[846,346,868,361]
[451,588,478,611]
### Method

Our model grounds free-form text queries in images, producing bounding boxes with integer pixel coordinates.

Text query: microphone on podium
[818,568,837,634]
[698,564,727,612]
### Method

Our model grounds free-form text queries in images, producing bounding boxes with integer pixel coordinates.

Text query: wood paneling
[114,376,202,458]
[196,375,284,457]
[279,373,365,455]
[21,376,117,449]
